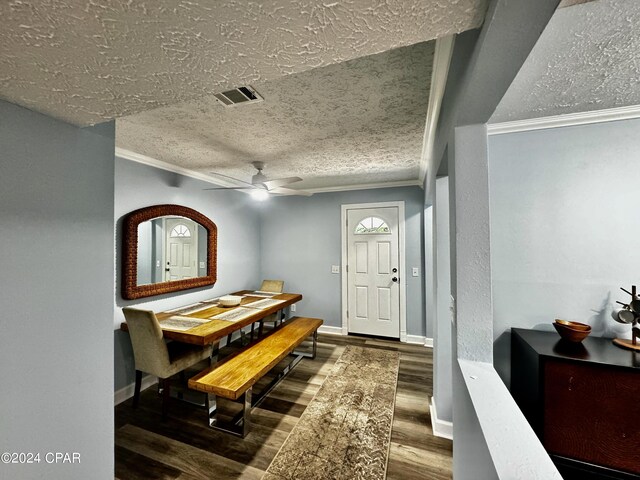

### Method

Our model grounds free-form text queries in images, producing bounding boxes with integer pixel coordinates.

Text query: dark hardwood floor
[114,334,453,479]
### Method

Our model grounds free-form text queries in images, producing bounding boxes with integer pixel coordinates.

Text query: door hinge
[346,265,348,273]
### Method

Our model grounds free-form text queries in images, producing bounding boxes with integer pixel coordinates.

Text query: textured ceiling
[117,41,434,189]
[492,0,640,123]
[0,0,487,127]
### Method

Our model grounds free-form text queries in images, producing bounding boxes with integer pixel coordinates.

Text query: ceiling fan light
[250,189,270,201]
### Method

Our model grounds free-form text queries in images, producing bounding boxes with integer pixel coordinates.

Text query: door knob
[392,267,398,273]
[392,277,398,283]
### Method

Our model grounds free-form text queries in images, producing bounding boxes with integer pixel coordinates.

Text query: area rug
[263,345,400,480]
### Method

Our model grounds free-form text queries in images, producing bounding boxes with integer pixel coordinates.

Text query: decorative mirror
[122,204,217,299]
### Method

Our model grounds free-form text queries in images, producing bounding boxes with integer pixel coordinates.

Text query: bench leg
[206,388,252,438]
[292,330,318,359]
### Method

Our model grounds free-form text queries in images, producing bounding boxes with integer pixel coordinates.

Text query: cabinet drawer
[543,360,640,475]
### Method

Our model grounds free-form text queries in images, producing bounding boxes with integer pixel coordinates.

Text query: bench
[188,316,323,436]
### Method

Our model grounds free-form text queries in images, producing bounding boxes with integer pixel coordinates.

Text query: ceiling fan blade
[262,177,303,190]
[208,171,254,188]
[203,186,256,191]
[269,186,313,196]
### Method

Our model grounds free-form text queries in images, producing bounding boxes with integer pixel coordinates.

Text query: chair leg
[258,320,264,336]
[161,378,171,421]
[226,333,233,346]
[250,323,255,341]
[133,370,142,409]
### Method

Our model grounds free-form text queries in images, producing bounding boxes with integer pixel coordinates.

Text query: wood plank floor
[114,334,453,479]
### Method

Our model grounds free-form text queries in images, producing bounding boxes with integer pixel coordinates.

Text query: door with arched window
[346,206,401,338]
[163,217,198,281]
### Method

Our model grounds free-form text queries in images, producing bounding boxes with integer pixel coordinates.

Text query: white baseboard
[114,374,157,406]
[321,327,432,348]
[406,335,434,347]
[318,325,345,335]
[430,396,453,440]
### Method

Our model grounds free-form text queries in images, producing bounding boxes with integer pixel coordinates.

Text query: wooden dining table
[120,290,302,346]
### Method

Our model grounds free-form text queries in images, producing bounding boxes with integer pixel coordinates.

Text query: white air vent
[214,86,263,107]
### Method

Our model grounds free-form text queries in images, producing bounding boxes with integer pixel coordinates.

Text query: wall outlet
[290,304,297,312]
[331,265,340,274]
[199,261,205,269]
[412,267,419,277]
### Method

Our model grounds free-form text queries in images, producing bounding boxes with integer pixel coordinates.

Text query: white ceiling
[117,41,435,190]
[0,0,489,192]
[5,1,636,191]
[492,0,640,123]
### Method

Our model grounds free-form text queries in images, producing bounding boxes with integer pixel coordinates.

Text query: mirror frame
[122,204,217,300]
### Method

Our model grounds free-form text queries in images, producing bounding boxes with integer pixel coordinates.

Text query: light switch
[412,267,419,277]
[331,265,340,274]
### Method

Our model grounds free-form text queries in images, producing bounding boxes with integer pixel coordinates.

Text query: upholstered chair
[257,279,285,336]
[123,307,213,419]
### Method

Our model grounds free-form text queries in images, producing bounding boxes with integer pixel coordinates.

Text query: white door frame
[341,201,407,342]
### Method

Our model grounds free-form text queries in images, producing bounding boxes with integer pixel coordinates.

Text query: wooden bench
[188,316,323,436]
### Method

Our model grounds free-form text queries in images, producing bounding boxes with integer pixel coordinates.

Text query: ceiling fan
[205,161,312,197]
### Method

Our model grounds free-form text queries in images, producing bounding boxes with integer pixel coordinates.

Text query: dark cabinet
[511,328,640,480]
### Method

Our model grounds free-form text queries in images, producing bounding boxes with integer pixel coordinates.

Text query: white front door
[346,206,400,338]
[164,218,198,281]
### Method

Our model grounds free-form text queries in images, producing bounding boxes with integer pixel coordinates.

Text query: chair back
[260,279,284,293]
[123,307,171,377]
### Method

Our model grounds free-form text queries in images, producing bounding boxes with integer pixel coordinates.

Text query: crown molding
[116,147,422,195]
[419,34,455,184]
[304,179,422,194]
[115,147,242,189]
[488,104,640,135]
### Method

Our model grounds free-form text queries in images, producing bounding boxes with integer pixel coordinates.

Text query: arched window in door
[354,216,391,234]
[170,224,192,238]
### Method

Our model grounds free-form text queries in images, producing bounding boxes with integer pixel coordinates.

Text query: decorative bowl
[554,319,591,331]
[219,295,242,307]
[553,319,591,343]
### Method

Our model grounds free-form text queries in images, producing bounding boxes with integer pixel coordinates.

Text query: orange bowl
[554,319,591,331]
[553,320,591,343]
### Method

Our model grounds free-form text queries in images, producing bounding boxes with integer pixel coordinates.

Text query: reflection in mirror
[122,204,217,300]
[136,217,208,286]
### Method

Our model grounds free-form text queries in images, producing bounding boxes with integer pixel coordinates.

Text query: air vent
[214,86,263,107]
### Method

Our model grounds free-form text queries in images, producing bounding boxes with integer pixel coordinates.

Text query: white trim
[406,334,433,347]
[419,35,455,184]
[114,374,157,406]
[430,397,453,440]
[305,180,422,194]
[115,147,247,191]
[488,104,640,136]
[341,201,407,342]
[317,325,345,336]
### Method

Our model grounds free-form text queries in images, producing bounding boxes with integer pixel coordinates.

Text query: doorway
[341,202,406,340]
[163,217,199,281]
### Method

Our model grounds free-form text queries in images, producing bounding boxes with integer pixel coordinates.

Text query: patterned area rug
[263,345,400,480]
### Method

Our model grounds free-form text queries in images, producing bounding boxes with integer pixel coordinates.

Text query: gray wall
[114,158,261,391]
[0,101,115,479]
[260,187,427,337]
[433,176,453,422]
[489,117,640,385]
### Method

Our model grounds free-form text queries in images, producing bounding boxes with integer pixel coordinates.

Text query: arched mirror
[122,204,217,299]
